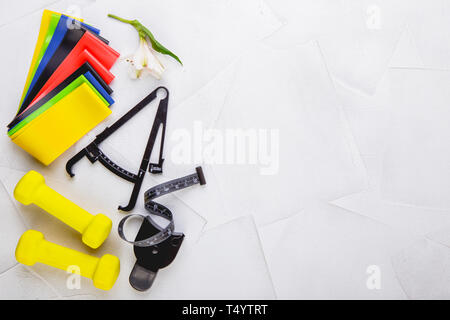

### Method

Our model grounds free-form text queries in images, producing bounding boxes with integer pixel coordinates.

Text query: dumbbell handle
[16,230,120,290]
[14,171,112,249]
[33,183,92,234]
[34,234,99,278]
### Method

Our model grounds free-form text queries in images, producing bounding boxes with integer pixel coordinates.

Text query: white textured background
[1,0,450,299]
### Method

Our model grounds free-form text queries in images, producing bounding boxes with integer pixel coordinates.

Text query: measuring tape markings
[66,86,169,211]
[118,167,206,247]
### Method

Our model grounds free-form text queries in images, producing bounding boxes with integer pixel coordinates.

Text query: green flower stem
[107,14,134,24]
[108,13,182,65]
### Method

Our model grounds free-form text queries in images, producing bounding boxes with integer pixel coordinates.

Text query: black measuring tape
[117,167,206,291]
[118,166,206,247]
[66,86,169,211]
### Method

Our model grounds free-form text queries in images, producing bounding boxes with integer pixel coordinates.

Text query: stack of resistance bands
[8,10,120,166]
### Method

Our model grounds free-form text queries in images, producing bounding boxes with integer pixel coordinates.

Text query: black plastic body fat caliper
[66,86,169,211]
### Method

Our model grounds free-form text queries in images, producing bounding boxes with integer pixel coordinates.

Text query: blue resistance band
[21,15,101,110]
[84,71,114,105]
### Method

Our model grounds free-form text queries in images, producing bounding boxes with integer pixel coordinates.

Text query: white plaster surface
[0,0,449,299]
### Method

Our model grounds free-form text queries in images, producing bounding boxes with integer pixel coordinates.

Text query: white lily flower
[109,14,182,80]
[125,37,165,80]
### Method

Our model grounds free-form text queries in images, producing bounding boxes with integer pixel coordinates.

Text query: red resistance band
[28,50,115,113]
[31,32,120,106]
[17,52,114,118]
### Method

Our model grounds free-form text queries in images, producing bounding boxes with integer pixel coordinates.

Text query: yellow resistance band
[12,83,111,165]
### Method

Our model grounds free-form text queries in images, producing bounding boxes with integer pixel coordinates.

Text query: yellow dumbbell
[15,230,120,291]
[14,170,111,249]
